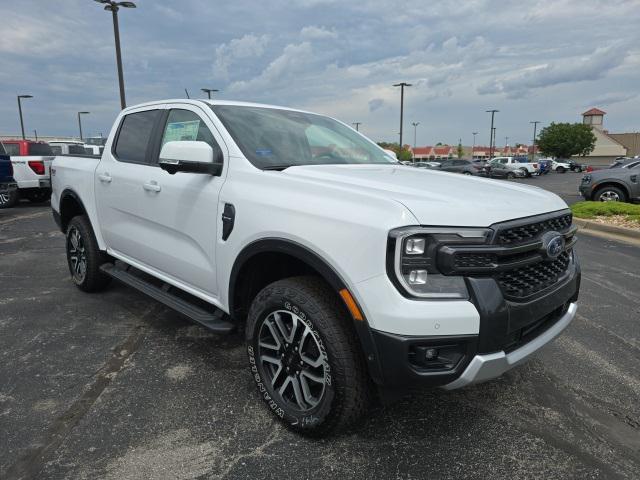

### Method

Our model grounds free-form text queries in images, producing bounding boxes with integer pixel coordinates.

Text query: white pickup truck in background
[51,99,580,435]
[2,139,54,207]
[490,156,540,177]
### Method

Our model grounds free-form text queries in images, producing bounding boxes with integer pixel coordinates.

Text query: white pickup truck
[490,156,540,177]
[51,99,580,435]
[2,139,54,207]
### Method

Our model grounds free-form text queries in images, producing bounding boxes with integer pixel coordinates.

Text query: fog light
[424,348,438,360]
[408,269,427,284]
[405,238,425,255]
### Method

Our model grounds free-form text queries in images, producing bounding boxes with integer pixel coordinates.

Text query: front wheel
[594,186,627,203]
[506,172,515,179]
[65,215,112,292]
[556,166,566,173]
[246,276,370,436]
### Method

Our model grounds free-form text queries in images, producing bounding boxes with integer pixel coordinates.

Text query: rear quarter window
[4,144,20,156]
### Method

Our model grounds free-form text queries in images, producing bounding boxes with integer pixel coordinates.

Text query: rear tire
[594,186,627,203]
[246,276,370,436]
[520,168,530,178]
[65,215,112,292]
[556,166,566,173]
[0,190,19,209]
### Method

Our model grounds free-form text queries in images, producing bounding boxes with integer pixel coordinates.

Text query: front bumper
[579,184,592,199]
[367,260,580,389]
[443,302,576,389]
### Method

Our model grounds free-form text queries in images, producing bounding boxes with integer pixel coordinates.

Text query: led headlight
[387,227,491,299]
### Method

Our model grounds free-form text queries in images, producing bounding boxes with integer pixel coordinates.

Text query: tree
[536,123,596,159]
[377,142,413,161]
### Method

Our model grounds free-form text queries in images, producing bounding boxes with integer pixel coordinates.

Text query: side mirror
[159,141,223,176]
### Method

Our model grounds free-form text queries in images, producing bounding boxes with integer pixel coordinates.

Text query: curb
[573,218,640,243]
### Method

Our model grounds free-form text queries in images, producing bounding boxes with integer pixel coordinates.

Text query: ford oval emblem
[540,231,565,260]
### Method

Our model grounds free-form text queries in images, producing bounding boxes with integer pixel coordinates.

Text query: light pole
[78,112,90,141]
[95,1,136,110]
[393,82,412,149]
[411,122,420,149]
[34,130,38,141]
[17,94,33,140]
[472,131,478,160]
[486,109,499,159]
[201,88,219,99]
[492,127,497,155]
[505,136,509,147]
[352,122,362,131]
[530,121,540,161]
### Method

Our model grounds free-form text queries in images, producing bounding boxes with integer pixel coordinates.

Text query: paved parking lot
[512,170,585,205]
[1,177,639,479]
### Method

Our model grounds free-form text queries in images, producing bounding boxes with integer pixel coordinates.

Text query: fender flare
[57,188,89,233]
[229,238,384,384]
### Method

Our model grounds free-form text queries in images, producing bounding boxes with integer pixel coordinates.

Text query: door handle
[143,181,161,193]
[98,173,112,183]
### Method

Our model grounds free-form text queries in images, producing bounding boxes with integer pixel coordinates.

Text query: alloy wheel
[599,191,620,202]
[67,226,88,283]
[0,192,10,206]
[257,309,328,411]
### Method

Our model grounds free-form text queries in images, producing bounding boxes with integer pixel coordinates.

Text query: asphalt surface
[511,169,585,205]
[1,181,638,479]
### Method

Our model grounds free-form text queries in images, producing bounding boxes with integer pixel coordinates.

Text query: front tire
[65,215,111,292]
[246,276,370,436]
[506,172,515,179]
[556,166,566,173]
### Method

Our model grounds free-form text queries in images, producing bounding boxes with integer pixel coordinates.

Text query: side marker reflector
[339,289,364,321]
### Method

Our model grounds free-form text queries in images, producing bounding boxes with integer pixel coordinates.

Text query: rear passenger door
[95,105,165,268]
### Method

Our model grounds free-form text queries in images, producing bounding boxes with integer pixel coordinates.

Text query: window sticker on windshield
[163,120,200,143]
[255,149,273,156]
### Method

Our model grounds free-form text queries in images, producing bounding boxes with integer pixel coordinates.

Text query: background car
[482,159,526,179]
[579,162,640,202]
[2,139,54,203]
[437,159,482,175]
[0,142,18,208]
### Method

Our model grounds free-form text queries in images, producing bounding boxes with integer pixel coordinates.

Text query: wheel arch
[592,181,630,200]
[229,238,383,383]
[58,188,88,233]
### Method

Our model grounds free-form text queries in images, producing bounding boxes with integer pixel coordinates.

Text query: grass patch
[571,201,640,223]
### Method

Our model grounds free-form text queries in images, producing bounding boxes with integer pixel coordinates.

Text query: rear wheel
[556,166,566,173]
[594,186,627,203]
[246,276,370,436]
[519,168,530,177]
[65,215,111,292]
[0,190,19,209]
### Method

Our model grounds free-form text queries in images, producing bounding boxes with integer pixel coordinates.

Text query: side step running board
[100,263,234,333]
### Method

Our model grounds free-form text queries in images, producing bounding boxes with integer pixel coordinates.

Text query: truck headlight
[581,175,592,184]
[387,227,491,299]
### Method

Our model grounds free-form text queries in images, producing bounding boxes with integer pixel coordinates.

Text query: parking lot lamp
[201,88,219,99]
[530,121,540,161]
[486,110,498,159]
[17,94,33,140]
[393,82,412,149]
[472,132,478,159]
[412,122,420,150]
[95,1,136,110]
[78,112,90,141]
[352,122,362,131]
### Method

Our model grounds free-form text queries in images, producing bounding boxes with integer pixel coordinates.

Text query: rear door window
[114,109,161,164]
[28,143,54,156]
[4,144,20,156]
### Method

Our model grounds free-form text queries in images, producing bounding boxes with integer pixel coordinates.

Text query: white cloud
[300,26,338,40]
[214,34,270,80]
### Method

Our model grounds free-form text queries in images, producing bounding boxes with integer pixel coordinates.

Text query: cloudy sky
[1,0,639,146]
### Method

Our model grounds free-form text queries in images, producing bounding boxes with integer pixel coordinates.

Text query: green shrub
[571,201,640,222]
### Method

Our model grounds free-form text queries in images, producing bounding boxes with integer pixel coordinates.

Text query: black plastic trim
[57,188,88,233]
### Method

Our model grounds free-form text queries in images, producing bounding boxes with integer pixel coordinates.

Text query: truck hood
[283,164,568,227]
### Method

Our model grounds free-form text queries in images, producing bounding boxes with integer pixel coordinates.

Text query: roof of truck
[124,99,314,115]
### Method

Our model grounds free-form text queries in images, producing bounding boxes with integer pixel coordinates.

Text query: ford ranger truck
[51,100,580,435]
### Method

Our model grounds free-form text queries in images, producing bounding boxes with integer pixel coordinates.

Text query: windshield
[211,105,395,169]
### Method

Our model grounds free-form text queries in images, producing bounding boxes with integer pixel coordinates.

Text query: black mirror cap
[159,159,223,176]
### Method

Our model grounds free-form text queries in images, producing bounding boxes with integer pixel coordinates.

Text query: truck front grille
[497,213,572,245]
[497,251,572,300]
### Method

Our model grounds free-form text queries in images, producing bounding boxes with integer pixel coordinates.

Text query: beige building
[608,132,640,158]
[577,108,627,166]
